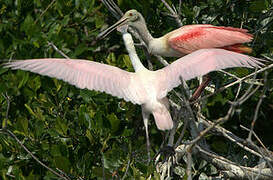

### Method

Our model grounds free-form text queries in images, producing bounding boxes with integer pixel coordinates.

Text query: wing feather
[4,58,144,104]
[157,49,264,98]
[167,24,253,54]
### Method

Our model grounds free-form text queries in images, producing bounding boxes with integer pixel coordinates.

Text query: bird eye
[129,13,133,16]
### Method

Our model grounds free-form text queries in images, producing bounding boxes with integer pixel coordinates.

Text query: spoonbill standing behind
[4,33,263,160]
[98,9,253,56]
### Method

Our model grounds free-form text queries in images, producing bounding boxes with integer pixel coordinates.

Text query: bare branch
[47,41,70,59]
[196,145,273,179]
[174,114,188,148]
[186,150,193,180]
[240,125,273,171]
[161,0,183,26]
[101,0,123,19]
[191,63,273,105]
[201,119,273,163]
[230,85,261,106]
[155,55,169,66]
[234,82,242,100]
[121,158,131,180]
[187,105,235,148]
[248,71,268,141]
[34,0,56,24]
[219,69,241,80]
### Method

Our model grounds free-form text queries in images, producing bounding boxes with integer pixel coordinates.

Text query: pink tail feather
[211,26,253,38]
[152,109,173,131]
[222,44,252,54]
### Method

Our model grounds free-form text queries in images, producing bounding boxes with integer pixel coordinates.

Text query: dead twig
[161,0,183,26]
[47,41,70,59]
[191,63,273,105]
[34,0,57,24]
[248,71,268,141]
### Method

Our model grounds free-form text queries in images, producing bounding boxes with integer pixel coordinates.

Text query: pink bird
[98,9,253,56]
[98,9,253,100]
[4,33,263,160]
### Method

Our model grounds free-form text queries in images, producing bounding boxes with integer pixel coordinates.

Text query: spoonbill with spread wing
[4,33,263,160]
[98,9,254,100]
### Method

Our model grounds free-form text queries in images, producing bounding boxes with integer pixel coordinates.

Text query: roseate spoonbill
[98,9,253,56]
[4,33,263,160]
[98,9,254,100]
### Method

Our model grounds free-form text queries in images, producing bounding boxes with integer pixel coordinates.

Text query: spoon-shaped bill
[97,17,128,39]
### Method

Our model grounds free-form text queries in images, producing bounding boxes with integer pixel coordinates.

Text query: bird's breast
[133,70,169,114]
[134,70,159,102]
[149,37,183,57]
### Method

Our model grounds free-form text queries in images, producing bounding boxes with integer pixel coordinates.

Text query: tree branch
[191,63,273,105]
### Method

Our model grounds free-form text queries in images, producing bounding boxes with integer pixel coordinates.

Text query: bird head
[123,9,140,23]
[97,9,144,39]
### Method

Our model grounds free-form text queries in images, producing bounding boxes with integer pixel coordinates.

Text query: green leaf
[86,129,94,144]
[55,116,68,136]
[74,43,87,56]
[24,104,37,117]
[33,40,40,48]
[95,15,104,28]
[78,104,94,128]
[80,89,97,102]
[16,117,28,135]
[51,145,61,157]
[92,167,112,179]
[18,72,29,89]
[0,68,8,76]
[107,113,120,132]
[249,0,267,12]
[28,75,41,92]
[123,54,133,71]
[103,151,122,170]
[20,14,40,37]
[106,53,116,65]
[41,141,49,151]
[54,156,71,173]
[53,78,62,92]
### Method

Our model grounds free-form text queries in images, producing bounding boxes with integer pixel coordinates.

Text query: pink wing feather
[167,24,253,54]
[4,58,145,104]
[157,49,264,98]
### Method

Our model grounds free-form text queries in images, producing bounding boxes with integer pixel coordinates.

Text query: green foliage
[0,0,273,179]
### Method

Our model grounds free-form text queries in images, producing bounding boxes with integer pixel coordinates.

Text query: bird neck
[132,15,154,47]
[122,33,146,72]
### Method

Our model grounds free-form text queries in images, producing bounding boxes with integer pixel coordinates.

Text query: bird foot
[153,145,175,163]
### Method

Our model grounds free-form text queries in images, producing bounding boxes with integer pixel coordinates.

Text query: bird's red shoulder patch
[172,29,204,42]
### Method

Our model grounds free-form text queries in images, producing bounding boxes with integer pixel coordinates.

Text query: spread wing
[157,49,264,98]
[4,58,145,104]
[167,24,253,54]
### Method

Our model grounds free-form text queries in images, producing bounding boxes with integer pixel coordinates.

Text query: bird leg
[167,107,179,147]
[189,75,211,102]
[142,110,151,162]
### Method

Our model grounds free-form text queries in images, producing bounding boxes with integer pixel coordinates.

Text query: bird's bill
[97,17,129,39]
[117,24,129,33]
